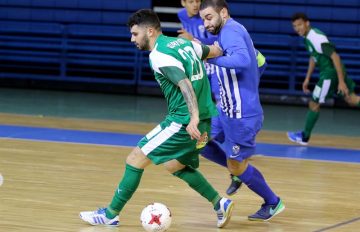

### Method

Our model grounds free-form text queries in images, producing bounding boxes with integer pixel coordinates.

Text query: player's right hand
[186,117,201,140]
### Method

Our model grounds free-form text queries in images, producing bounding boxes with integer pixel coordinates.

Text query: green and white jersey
[304,28,344,77]
[149,34,217,124]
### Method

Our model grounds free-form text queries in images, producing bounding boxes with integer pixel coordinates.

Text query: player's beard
[138,35,150,51]
[207,16,222,35]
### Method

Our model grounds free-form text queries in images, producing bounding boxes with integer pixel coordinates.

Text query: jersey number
[178,46,204,81]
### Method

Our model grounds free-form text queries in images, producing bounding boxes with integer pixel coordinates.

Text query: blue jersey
[178,8,220,101]
[207,18,263,119]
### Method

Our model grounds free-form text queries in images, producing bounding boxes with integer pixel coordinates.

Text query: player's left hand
[177,28,193,41]
[337,81,349,96]
[302,78,311,94]
[186,117,201,140]
[192,38,201,44]
[212,42,223,57]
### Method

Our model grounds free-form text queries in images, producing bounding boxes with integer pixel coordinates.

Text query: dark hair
[292,12,309,22]
[127,9,161,30]
[200,0,229,12]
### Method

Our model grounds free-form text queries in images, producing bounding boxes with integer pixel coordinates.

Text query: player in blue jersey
[177,0,242,196]
[178,0,268,196]
[199,0,285,221]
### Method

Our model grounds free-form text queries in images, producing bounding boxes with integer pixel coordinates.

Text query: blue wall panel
[0,0,359,96]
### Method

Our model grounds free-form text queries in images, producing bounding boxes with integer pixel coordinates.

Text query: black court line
[313,216,360,232]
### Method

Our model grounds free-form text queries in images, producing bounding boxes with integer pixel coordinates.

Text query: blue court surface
[1,124,359,163]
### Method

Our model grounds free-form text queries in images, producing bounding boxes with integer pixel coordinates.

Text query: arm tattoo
[178,79,199,118]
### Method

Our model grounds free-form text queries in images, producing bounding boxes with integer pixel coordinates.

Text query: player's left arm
[256,49,267,77]
[178,28,194,41]
[322,43,349,96]
[206,28,251,69]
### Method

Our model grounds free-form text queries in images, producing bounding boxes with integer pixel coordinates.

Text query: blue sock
[201,140,227,167]
[238,164,278,205]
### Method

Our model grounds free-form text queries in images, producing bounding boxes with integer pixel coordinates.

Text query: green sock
[106,164,144,219]
[303,109,320,140]
[173,166,221,210]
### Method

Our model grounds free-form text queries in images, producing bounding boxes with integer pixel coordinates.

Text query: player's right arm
[178,78,201,140]
[303,57,315,94]
[149,50,201,140]
[159,68,201,140]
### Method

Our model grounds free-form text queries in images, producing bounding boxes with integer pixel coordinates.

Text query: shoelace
[96,207,107,214]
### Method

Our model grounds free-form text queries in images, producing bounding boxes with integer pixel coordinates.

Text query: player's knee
[227,159,248,176]
[164,159,186,174]
[126,147,150,169]
[344,94,359,106]
[309,101,320,112]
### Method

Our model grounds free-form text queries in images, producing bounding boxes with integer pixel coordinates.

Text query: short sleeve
[321,43,336,57]
[191,41,210,60]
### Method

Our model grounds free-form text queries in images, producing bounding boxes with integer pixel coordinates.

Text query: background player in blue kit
[199,0,284,221]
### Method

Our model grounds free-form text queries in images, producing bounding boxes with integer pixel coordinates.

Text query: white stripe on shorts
[319,79,331,103]
[141,122,182,156]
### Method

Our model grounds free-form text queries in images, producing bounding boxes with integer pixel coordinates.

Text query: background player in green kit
[79,9,234,229]
[287,13,360,145]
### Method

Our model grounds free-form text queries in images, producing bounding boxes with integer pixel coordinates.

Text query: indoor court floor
[0,88,359,232]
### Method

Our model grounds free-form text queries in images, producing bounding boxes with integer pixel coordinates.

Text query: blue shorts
[213,112,263,162]
[210,105,222,138]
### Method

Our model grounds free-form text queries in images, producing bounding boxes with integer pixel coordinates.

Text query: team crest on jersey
[198,25,205,34]
[232,145,240,155]
[196,132,208,149]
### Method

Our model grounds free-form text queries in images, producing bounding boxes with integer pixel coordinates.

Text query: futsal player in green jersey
[287,13,360,145]
[80,9,234,228]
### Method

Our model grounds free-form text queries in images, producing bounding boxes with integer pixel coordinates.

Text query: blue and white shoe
[216,197,234,228]
[287,131,308,145]
[248,198,285,221]
[80,208,119,226]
